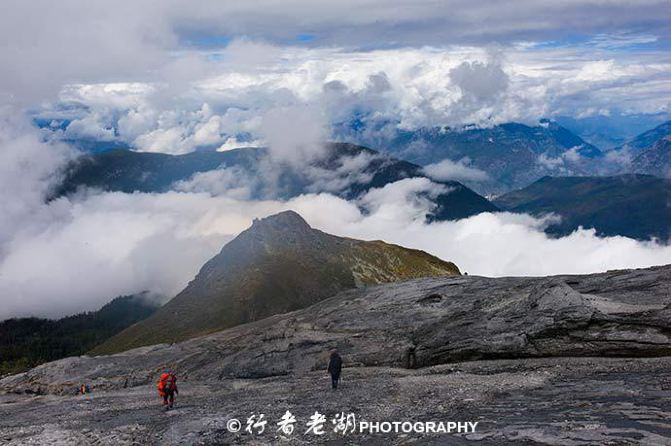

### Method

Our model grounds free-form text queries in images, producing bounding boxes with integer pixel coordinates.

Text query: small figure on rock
[405,345,417,369]
[157,369,178,410]
[327,350,343,390]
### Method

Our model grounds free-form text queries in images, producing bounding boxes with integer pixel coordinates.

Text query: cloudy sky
[2,0,671,318]
[3,0,670,152]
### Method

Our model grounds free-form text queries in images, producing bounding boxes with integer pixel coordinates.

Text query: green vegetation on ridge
[0,294,158,375]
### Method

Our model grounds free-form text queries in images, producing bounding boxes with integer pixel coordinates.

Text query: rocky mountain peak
[237,210,322,249]
[248,210,312,234]
[92,210,460,353]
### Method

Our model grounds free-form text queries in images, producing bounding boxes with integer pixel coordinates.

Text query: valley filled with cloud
[1,0,671,318]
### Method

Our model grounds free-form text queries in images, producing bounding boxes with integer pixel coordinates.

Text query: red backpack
[158,372,176,395]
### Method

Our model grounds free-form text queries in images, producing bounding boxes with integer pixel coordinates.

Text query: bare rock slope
[2,357,670,445]
[3,264,670,396]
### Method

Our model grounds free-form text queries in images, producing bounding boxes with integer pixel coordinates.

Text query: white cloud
[173,166,256,200]
[0,191,237,319]
[292,190,671,278]
[450,60,509,100]
[424,158,490,183]
[536,146,586,170]
[123,104,240,154]
[59,83,154,110]
[536,153,566,170]
[574,60,619,82]
[357,177,449,222]
[260,104,329,165]
[588,32,659,50]
[562,146,583,163]
[0,108,77,255]
[304,151,378,194]
[134,127,186,154]
[64,111,117,141]
[31,40,671,155]
[217,136,263,152]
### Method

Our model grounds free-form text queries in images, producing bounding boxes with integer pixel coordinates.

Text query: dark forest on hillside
[0,295,158,376]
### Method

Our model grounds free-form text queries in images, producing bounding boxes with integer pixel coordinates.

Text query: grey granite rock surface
[1,265,670,444]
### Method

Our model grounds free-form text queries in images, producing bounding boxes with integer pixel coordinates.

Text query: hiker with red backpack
[157,370,178,410]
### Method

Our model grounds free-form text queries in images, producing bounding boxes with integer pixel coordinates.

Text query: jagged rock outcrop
[3,264,670,396]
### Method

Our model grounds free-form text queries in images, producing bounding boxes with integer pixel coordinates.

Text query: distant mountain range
[616,120,671,154]
[495,174,671,241]
[615,120,671,178]
[631,137,671,177]
[554,114,670,150]
[336,119,603,194]
[0,294,158,375]
[94,211,460,354]
[54,142,498,221]
[339,118,671,194]
[48,119,671,242]
[51,118,671,201]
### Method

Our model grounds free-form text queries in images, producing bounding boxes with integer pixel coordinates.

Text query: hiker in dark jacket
[327,350,343,390]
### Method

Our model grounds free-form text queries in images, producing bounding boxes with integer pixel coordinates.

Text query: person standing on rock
[157,369,178,410]
[327,350,343,390]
